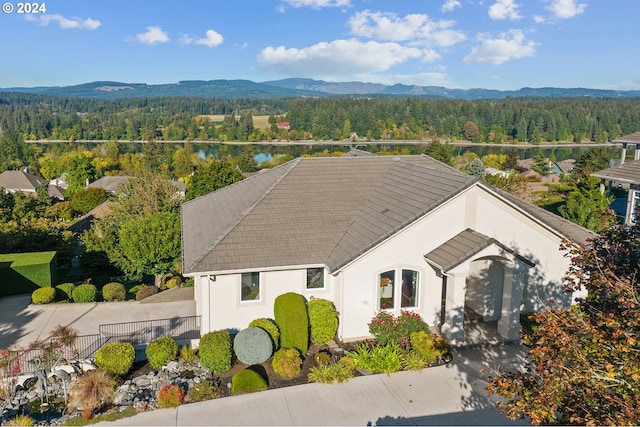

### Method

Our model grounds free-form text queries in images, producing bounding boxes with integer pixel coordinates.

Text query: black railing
[98,315,201,345]
[3,315,201,377]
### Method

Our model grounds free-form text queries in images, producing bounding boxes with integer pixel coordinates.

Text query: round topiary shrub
[199,330,231,374]
[32,287,55,305]
[95,341,135,376]
[102,282,126,302]
[308,298,339,345]
[248,318,280,349]
[233,327,273,365]
[274,292,309,355]
[231,367,268,395]
[72,284,97,303]
[135,285,158,301]
[55,283,75,301]
[272,348,303,378]
[146,336,178,369]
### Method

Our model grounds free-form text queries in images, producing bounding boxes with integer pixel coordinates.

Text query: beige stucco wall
[193,183,576,342]
[195,267,337,334]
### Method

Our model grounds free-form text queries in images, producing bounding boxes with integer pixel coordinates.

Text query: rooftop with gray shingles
[615,131,640,144]
[182,155,595,275]
[591,159,640,184]
[0,170,44,191]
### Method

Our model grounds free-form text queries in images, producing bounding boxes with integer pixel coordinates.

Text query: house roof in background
[591,159,640,185]
[88,176,131,193]
[0,170,44,191]
[615,131,640,144]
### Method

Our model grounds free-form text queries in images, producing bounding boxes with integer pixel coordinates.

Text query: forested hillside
[1,92,639,143]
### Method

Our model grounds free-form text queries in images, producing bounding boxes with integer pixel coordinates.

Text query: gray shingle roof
[88,176,131,193]
[0,170,44,192]
[591,159,640,185]
[424,228,535,272]
[614,131,640,144]
[425,229,498,271]
[182,155,597,275]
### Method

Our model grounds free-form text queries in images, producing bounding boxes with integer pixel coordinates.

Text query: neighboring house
[485,167,509,178]
[88,176,187,197]
[0,170,44,194]
[181,155,594,345]
[276,122,290,130]
[551,160,575,176]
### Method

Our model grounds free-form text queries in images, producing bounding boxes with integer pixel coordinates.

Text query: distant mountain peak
[2,78,639,100]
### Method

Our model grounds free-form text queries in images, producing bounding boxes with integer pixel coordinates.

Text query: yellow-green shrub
[199,330,231,374]
[95,342,135,376]
[248,318,280,349]
[274,292,308,354]
[231,368,268,394]
[272,348,302,378]
[102,282,126,302]
[32,286,55,304]
[308,298,338,345]
[146,336,178,369]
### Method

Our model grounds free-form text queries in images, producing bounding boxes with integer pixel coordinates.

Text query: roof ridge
[184,158,301,272]
[326,160,477,272]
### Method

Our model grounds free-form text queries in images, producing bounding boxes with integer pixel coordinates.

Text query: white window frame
[240,272,261,302]
[305,267,325,290]
[376,267,420,311]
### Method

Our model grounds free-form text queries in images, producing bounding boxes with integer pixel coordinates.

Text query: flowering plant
[368,310,429,345]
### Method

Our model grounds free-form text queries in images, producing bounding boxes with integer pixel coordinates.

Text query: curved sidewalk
[98,344,530,426]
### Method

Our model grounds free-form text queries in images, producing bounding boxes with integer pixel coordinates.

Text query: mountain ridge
[2,78,639,100]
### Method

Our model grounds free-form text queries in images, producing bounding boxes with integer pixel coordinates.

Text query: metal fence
[2,315,201,377]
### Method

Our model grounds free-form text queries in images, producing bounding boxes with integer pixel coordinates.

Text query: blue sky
[1,0,638,90]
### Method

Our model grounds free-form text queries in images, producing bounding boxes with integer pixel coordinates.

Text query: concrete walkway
[97,344,529,426]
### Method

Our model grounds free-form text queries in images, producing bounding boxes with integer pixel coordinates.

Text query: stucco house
[181,154,594,345]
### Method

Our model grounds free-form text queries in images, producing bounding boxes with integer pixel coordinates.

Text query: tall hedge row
[0,252,57,297]
[274,292,309,354]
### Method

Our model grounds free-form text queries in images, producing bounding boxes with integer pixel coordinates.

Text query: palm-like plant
[67,369,115,421]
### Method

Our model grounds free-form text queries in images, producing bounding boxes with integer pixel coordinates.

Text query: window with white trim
[241,272,260,301]
[306,267,324,289]
[378,268,419,310]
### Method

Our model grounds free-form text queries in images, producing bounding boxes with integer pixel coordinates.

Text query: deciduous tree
[488,225,640,425]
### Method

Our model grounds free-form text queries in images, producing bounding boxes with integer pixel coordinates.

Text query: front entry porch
[424,228,534,346]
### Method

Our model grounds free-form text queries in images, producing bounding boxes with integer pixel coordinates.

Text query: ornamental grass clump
[410,330,448,365]
[350,342,403,374]
[308,298,339,345]
[157,384,184,408]
[307,356,356,384]
[187,379,218,402]
[233,327,273,365]
[67,369,115,421]
[146,336,178,369]
[272,348,303,378]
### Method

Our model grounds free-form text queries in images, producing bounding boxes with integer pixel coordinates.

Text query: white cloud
[533,15,545,23]
[136,26,169,44]
[464,29,537,64]
[257,39,423,78]
[178,33,194,46]
[488,0,522,20]
[281,0,350,8]
[26,14,101,30]
[348,10,466,48]
[544,0,587,19]
[442,0,461,12]
[195,30,224,48]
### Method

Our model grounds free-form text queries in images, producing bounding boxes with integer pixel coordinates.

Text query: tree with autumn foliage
[488,225,640,425]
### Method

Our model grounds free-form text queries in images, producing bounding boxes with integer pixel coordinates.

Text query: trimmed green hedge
[102,282,126,301]
[274,292,309,354]
[72,283,97,303]
[32,287,55,304]
[0,252,57,297]
[231,367,268,394]
[308,298,339,345]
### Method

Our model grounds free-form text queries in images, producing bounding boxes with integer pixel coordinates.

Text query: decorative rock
[165,361,179,371]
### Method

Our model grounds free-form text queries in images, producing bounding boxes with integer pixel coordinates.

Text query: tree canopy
[488,225,640,425]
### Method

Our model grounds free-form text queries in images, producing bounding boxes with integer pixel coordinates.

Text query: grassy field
[196,115,271,129]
